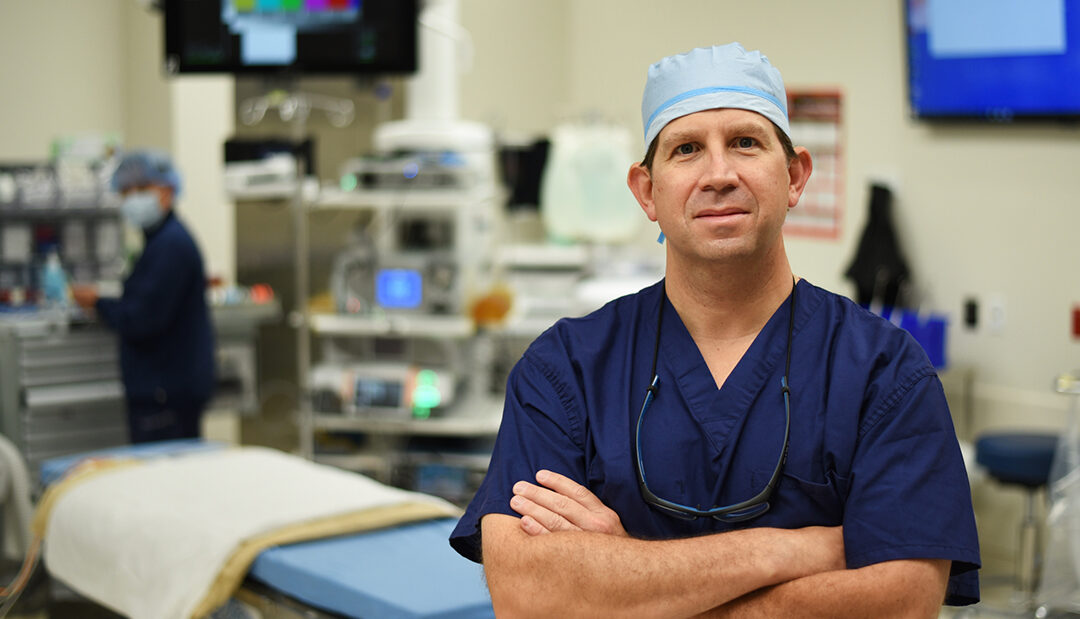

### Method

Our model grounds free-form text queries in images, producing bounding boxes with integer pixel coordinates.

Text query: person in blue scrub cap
[451,43,980,616]
[73,150,215,443]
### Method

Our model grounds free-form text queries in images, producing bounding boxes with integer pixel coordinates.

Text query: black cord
[783,277,796,394]
[648,281,665,394]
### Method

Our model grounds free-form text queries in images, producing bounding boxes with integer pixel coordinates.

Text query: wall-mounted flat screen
[164,0,417,76]
[906,0,1080,121]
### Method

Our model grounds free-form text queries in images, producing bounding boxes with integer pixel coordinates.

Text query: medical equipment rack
[285,181,505,505]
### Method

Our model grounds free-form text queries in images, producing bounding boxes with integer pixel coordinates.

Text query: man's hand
[510,469,628,537]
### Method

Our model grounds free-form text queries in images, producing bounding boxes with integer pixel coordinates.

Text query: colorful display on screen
[232,0,360,12]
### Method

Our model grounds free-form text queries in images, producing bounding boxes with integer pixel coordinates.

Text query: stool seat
[976,432,1058,488]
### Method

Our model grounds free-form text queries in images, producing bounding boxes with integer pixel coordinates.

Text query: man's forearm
[481,513,844,618]
[701,558,951,619]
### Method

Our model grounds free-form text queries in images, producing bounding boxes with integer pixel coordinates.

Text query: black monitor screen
[905,0,1080,120]
[164,0,418,75]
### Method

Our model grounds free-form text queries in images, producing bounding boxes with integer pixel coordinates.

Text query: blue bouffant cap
[641,43,789,148]
[111,150,182,198]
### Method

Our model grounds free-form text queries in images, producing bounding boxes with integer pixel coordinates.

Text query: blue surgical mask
[121,191,165,230]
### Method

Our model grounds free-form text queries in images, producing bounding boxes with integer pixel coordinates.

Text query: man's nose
[698,149,738,192]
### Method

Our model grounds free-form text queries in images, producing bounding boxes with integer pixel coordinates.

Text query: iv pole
[236,89,355,459]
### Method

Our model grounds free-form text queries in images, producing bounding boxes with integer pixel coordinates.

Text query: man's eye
[675,143,696,155]
[736,137,757,148]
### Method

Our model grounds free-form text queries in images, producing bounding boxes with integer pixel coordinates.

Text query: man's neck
[664,250,795,344]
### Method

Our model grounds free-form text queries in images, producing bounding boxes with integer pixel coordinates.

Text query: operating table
[32,440,495,619]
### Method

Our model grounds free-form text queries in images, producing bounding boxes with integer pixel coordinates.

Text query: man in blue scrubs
[73,151,215,443]
[451,43,980,616]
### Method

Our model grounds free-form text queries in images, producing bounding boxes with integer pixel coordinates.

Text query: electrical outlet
[988,294,1006,334]
[963,297,978,329]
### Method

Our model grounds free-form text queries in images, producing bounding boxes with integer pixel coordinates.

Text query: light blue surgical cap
[641,43,789,148]
[111,150,183,198]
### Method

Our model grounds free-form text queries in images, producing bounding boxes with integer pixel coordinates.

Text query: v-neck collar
[656,279,803,453]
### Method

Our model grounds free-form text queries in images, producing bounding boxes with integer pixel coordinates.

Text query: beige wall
[4,0,1078,428]
[0,1,128,158]
[460,0,570,138]
[122,1,173,152]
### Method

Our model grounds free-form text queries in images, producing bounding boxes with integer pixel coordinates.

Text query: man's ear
[787,147,813,208]
[627,163,657,221]
[156,186,175,211]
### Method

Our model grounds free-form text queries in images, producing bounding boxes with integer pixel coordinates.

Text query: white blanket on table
[34,446,458,619]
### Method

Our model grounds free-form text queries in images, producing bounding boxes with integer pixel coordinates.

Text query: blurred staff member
[73,150,215,443]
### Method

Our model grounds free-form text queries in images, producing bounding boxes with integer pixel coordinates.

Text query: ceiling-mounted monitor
[905,0,1080,121]
[164,0,418,76]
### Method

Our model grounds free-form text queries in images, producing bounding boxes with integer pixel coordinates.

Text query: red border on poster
[784,90,843,240]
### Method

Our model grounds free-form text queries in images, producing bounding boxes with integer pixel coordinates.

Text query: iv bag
[1038,376,1080,613]
[540,123,640,244]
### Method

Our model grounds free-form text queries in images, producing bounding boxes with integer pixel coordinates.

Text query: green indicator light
[340,173,358,192]
[413,384,441,409]
[412,370,441,417]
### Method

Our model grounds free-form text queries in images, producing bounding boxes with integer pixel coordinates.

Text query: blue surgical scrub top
[450,279,980,605]
[95,211,215,409]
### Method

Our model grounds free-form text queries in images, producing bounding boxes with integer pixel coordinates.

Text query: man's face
[631,108,807,266]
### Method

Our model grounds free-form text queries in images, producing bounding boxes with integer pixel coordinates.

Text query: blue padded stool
[975,432,1059,604]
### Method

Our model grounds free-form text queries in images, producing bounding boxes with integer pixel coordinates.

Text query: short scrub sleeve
[843,366,981,605]
[449,345,588,563]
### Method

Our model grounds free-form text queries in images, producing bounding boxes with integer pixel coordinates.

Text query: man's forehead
[656,108,774,142]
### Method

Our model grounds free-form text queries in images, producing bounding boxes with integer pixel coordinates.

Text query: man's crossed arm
[480,470,949,618]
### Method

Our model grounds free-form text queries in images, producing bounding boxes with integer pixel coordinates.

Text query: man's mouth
[695,207,747,218]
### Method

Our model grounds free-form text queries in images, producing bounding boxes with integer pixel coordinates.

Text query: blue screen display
[906,0,1080,119]
[375,269,423,309]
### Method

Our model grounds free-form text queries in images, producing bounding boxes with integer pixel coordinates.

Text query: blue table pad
[249,518,493,619]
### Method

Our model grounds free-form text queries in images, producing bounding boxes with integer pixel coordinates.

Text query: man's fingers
[534,470,626,535]
[514,479,594,524]
[535,470,607,511]
[512,482,588,529]
[511,492,580,533]
[512,473,628,537]
[519,515,550,536]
